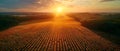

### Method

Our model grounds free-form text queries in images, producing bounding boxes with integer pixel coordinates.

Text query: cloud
[0,0,120,12]
[0,0,34,8]
[0,0,54,9]
[0,0,56,12]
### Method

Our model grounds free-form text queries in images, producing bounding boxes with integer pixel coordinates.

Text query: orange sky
[0,0,120,12]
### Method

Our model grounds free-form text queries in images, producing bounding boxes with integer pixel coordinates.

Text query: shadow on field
[0,14,53,31]
[68,13,120,45]
[0,15,20,31]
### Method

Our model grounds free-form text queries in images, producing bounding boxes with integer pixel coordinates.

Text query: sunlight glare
[53,6,66,16]
[56,7,63,13]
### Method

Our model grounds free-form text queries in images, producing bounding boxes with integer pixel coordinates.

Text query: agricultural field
[68,13,120,45]
[0,12,120,51]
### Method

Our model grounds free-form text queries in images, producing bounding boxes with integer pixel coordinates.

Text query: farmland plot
[0,16,119,51]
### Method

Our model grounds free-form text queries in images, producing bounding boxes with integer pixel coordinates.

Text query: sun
[51,5,68,18]
[56,7,64,13]
[53,6,66,15]
[51,6,70,21]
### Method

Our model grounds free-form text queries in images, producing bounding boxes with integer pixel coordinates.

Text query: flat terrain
[0,14,120,51]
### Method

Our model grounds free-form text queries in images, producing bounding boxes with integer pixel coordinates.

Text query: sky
[0,0,120,12]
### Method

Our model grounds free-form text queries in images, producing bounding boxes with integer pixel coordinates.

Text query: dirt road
[0,16,119,51]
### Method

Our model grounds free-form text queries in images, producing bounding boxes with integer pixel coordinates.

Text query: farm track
[0,16,120,51]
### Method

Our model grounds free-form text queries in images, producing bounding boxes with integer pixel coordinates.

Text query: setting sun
[52,6,67,17]
[56,7,63,13]
[52,6,66,14]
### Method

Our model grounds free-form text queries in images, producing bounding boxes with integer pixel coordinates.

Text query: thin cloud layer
[0,0,54,8]
[0,0,120,12]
